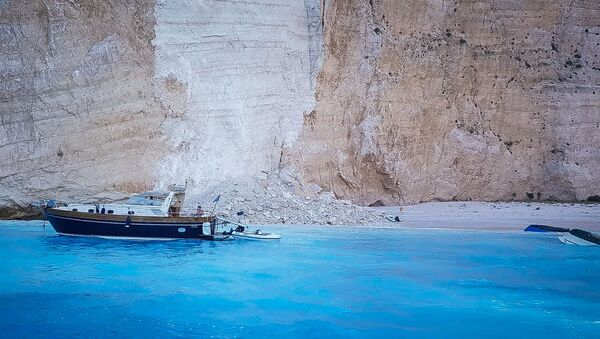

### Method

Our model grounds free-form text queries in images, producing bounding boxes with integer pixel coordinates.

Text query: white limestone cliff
[153,0,316,193]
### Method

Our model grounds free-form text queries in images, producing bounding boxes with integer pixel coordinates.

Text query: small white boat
[559,229,600,246]
[217,217,282,240]
[232,230,282,240]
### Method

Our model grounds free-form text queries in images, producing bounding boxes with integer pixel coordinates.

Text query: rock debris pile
[187,171,391,226]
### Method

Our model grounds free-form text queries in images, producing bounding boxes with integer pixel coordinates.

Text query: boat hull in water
[45,208,231,241]
[559,229,600,246]
[524,224,570,233]
[232,231,281,240]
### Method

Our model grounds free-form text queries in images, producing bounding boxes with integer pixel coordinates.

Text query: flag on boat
[213,195,221,202]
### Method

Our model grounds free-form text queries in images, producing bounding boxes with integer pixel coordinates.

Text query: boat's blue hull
[45,209,229,240]
[524,224,570,233]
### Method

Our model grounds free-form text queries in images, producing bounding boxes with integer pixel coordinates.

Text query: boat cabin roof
[125,191,171,206]
[137,191,170,199]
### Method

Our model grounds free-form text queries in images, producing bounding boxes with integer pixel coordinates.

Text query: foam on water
[0,221,599,338]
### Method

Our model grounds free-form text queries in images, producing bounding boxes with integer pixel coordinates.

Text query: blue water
[0,221,598,338]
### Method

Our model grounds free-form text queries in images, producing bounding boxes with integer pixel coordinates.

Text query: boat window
[72,208,78,212]
[107,210,114,214]
[88,209,94,213]
[125,195,164,206]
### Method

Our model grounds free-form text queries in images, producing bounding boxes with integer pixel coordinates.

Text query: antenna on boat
[210,195,221,216]
[42,200,47,236]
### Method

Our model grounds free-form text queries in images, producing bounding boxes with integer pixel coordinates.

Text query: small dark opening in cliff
[587,195,600,202]
[374,27,381,35]
[368,200,385,207]
[526,192,535,200]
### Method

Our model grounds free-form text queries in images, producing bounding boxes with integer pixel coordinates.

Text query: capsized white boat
[217,217,282,240]
[559,229,600,246]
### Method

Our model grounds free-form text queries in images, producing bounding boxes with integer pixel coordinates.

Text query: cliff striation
[288,0,600,205]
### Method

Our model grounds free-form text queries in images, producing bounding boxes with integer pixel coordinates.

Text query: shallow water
[0,221,598,338]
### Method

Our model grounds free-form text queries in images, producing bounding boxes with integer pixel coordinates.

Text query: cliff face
[0,0,318,217]
[152,0,315,191]
[1,0,599,217]
[288,0,600,205]
[0,0,166,217]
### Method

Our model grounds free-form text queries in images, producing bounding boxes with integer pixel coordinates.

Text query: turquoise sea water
[0,221,598,338]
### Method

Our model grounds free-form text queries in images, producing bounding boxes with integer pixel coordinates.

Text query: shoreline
[7,201,599,233]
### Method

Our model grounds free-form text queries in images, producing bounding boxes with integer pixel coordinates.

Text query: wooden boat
[44,185,231,241]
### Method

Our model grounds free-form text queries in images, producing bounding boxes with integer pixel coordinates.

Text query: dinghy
[524,224,570,233]
[232,229,282,240]
[217,218,281,240]
[559,229,600,246]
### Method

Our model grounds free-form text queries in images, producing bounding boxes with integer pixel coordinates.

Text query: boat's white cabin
[57,190,189,217]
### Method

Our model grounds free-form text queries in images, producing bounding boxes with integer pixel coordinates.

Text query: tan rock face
[0,0,168,217]
[287,0,600,205]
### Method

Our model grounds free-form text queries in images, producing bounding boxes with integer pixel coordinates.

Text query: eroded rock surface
[153,0,316,192]
[288,0,600,205]
[0,0,166,218]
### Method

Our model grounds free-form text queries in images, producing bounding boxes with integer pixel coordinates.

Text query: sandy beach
[372,202,600,232]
